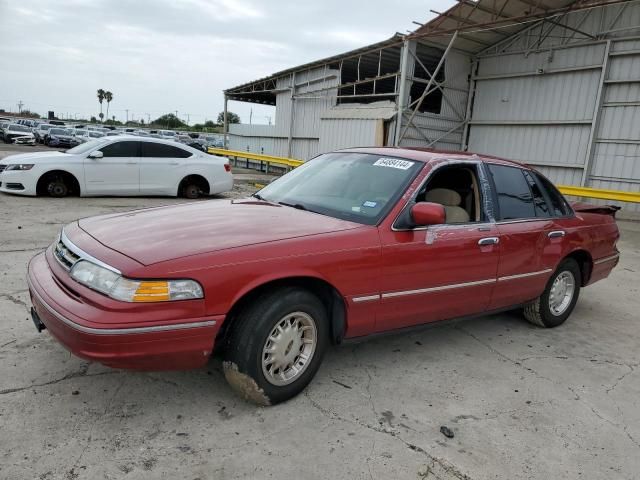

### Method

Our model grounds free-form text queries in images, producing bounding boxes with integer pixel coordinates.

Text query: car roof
[338,146,528,169]
[96,135,201,152]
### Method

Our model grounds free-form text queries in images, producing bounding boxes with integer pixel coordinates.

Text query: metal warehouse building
[224,0,640,211]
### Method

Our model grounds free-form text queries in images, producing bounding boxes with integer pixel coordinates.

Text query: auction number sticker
[373,157,415,170]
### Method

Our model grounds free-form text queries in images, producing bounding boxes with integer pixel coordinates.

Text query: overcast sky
[0,0,454,125]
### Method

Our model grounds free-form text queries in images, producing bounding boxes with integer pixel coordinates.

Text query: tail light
[224,164,231,172]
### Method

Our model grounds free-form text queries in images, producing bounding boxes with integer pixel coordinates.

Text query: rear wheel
[181,183,201,199]
[524,258,581,328]
[222,287,329,405]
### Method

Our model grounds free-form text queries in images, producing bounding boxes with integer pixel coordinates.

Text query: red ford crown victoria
[27,148,620,405]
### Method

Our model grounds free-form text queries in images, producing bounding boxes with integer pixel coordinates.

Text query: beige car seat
[425,188,470,223]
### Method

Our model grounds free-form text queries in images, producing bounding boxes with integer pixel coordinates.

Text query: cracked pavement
[1,145,639,479]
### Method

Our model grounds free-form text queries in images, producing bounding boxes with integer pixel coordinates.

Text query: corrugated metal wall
[468,3,640,211]
[318,119,380,152]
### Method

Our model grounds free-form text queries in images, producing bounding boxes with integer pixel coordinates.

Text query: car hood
[6,131,34,136]
[0,151,67,165]
[77,199,365,265]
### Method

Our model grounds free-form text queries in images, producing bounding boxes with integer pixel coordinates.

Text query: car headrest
[425,188,462,206]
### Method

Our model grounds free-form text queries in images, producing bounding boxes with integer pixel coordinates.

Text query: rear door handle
[478,237,499,246]
[548,230,566,238]
[169,161,179,165]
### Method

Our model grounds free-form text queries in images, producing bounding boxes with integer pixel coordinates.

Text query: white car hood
[0,151,67,165]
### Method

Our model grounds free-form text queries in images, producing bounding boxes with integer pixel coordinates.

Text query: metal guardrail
[208,148,639,204]
[207,148,303,170]
[558,185,640,204]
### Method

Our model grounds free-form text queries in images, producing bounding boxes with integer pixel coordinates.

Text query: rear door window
[487,164,536,220]
[531,172,572,217]
[523,171,551,217]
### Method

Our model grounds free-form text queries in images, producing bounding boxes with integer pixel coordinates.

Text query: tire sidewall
[227,289,329,405]
[539,259,581,327]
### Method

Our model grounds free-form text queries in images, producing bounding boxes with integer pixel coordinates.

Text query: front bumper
[0,170,36,195]
[27,252,223,370]
[13,136,36,145]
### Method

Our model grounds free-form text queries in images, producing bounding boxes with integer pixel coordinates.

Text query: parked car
[0,136,232,198]
[73,130,104,144]
[21,148,620,405]
[34,124,54,143]
[45,128,80,148]
[3,124,36,145]
[158,130,176,138]
[0,121,10,141]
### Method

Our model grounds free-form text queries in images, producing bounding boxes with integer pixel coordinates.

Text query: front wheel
[46,177,69,198]
[222,287,329,405]
[524,258,581,328]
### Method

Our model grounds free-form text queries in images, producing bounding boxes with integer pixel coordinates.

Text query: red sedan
[27,148,620,405]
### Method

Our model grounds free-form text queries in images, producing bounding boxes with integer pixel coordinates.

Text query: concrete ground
[0,144,639,480]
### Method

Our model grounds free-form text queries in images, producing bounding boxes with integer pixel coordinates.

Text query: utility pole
[125,109,129,124]
[186,113,190,125]
[146,113,150,125]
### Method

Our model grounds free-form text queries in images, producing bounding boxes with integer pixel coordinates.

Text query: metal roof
[225,0,627,101]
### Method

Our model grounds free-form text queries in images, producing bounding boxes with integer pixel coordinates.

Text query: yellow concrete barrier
[207,148,304,168]
[558,185,640,204]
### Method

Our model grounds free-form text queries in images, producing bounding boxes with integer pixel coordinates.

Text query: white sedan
[0,136,233,198]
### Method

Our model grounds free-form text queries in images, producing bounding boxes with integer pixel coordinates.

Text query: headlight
[70,260,203,302]
[5,164,34,171]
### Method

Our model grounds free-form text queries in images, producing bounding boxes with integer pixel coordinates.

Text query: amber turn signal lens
[133,281,170,302]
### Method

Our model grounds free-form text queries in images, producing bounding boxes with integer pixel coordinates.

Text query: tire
[181,182,201,199]
[46,177,69,198]
[222,287,329,405]
[524,258,581,328]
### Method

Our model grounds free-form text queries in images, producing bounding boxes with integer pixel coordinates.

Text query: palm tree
[104,91,113,123]
[96,89,105,122]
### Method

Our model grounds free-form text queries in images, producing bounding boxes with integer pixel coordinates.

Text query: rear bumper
[27,252,223,370]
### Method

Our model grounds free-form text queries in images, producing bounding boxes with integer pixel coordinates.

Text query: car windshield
[50,128,69,135]
[66,137,109,154]
[256,152,423,225]
[10,124,31,132]
[40,124,52,130]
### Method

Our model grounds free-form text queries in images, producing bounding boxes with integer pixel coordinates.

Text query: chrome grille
[54,237,81,271]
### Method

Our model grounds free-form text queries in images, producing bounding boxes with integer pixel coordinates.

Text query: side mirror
[88,151,103,159]
[410,202,445,226]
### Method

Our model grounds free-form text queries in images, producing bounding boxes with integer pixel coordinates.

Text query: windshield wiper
[252,193,265,201]
[277,201,308,211]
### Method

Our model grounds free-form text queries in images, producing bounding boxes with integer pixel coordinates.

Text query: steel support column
[287,72,296,158]
[581,40,611,187]
[223,95,228,149]
[394,39,411,146]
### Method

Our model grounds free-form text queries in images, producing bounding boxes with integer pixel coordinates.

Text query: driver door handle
[478,237,499,246]
[548,230,566,238]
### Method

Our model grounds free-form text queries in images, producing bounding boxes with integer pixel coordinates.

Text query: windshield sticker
[362,201,377,208]
[351,206,361,212]
[373,158,415,170]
